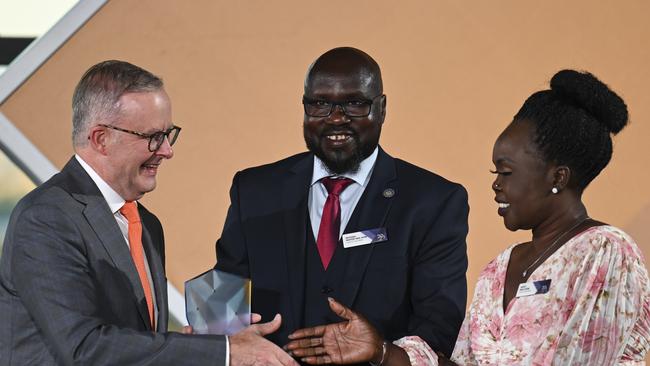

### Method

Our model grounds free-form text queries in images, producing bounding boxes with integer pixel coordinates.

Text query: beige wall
[2,0,649,301]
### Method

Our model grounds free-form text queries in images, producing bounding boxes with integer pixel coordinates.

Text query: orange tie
[120,201,155,329]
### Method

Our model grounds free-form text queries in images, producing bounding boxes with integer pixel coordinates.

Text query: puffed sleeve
[549,227,650,365]
[618,241,650,365]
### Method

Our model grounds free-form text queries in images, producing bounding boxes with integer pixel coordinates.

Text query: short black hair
[513,69,628,190]
[304,47,383,95]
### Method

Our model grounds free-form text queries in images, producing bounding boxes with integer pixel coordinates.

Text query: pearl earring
[551,187,559,194]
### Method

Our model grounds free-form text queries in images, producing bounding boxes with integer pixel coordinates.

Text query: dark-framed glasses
[99,124,182,152]
[302,94,383,117]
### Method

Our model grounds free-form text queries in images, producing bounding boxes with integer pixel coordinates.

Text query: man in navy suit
[215,47,469,363]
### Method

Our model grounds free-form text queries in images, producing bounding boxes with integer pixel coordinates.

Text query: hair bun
[550,69,628,134]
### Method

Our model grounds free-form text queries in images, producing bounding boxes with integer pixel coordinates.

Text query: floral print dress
[396,225,649,365]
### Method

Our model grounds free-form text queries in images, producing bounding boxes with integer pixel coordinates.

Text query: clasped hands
[182,297,388,366]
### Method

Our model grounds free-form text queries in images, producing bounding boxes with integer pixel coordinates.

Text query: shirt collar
[311,146,379,187]
[75,154,128,214]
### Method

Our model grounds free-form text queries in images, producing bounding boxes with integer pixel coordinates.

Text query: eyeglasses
[99,124,181,152]
[302,94,382,117]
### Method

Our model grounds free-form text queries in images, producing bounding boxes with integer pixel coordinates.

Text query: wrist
[370,340,389,366]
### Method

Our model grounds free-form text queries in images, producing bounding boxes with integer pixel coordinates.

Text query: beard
[304,130,378,175]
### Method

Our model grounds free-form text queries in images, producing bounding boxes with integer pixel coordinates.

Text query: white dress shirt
[308,147,378,240]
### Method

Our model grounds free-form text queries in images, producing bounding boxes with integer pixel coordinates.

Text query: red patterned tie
[120,201,155,329]
[317,177,354,270]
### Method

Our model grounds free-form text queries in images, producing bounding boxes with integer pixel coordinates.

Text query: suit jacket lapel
[338,148,397,307]
[281,154,313,331]
[140,214,167,331]
[64,158,153,330]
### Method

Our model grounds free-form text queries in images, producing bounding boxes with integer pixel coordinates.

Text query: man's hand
[284,298,383,364]
[230,314,298,366]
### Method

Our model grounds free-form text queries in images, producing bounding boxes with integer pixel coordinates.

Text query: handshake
[183,298,389,366]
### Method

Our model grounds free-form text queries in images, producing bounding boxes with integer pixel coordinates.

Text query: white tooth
[328,135,349,141]
[498,203,510,208]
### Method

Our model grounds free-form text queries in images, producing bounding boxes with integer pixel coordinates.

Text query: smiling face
[491,120,557,231]
[103,89,174,201]
[303,69,385,174]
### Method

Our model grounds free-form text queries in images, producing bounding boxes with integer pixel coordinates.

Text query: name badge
[515,279,551,298]
[342,228,388,248]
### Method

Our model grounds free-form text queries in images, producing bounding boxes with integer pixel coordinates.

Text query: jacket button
[321,286,333,294]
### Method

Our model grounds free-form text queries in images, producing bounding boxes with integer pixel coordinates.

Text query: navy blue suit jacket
[215,147,468,356]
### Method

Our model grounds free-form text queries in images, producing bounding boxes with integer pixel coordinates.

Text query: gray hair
[72,60,163,146]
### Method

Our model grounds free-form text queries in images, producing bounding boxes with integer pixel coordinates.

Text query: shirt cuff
[225,335,230,366]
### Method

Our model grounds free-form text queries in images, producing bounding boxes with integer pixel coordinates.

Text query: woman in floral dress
[285,69,649,366]
[446,69,649,365]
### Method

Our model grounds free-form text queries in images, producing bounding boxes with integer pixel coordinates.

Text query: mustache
[320,127,356,137]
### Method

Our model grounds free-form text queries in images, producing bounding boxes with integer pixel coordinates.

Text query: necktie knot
[321,177,354,196]
[120,201,140,224]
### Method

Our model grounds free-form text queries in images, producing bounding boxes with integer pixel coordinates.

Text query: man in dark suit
[0,60,296,366]
[214,47,469,363]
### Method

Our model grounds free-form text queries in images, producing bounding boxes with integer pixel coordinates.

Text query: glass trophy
[185,269,251,335]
